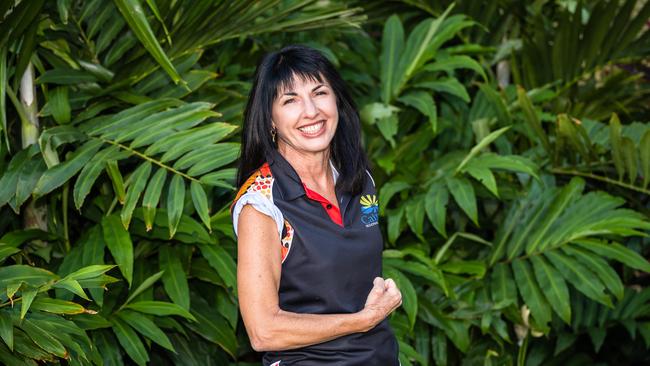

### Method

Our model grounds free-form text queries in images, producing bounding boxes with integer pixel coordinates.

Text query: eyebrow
[281,84,325,96]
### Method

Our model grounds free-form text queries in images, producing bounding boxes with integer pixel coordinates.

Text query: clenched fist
[359,277,402,331]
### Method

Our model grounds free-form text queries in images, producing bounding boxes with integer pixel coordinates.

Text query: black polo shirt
[232,149,399,366]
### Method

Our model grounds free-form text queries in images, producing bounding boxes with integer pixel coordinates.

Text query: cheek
[321,97,339,118]
[272,107,300,129]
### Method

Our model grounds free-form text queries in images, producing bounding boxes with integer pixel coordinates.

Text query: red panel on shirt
[302,183,343,227]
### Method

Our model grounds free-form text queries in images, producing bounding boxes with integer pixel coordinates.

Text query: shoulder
[231,163,274,211]
[231,162,284,238]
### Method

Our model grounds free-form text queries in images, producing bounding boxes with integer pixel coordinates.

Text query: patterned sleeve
[231,191,284,239]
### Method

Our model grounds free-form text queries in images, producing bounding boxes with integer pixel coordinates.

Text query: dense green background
[1,0,649,365]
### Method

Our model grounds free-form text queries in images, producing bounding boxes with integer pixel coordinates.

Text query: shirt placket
[301,183,344,227]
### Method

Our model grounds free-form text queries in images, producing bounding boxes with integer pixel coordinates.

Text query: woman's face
[271,74,338,155]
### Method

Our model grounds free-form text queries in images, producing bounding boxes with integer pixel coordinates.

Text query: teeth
[298,121,324,134]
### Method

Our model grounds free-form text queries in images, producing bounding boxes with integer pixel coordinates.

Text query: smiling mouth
[297,120,325,135]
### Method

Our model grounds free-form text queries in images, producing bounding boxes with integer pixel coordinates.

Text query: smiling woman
[231,45,402,365]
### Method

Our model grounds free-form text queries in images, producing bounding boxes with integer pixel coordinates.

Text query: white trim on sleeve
[232,191,284,239]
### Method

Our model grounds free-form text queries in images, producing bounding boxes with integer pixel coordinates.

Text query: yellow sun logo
[360,194,378,209]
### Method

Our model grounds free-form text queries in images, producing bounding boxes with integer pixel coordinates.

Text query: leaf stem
[62,182,70,252]
[0,296,21,308]
[550,168,650,195]
[96,137,200,183]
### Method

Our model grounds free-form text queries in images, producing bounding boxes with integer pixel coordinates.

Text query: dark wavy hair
[236,44,369,195]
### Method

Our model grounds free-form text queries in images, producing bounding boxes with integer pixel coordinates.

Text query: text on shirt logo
[360,194,379,227]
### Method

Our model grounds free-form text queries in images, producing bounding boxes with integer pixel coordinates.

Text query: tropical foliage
[0,0,649,365]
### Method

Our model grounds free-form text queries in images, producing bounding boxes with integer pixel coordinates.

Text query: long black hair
[236,44,369,195]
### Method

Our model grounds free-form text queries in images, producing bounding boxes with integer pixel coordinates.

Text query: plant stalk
[20,63,49,234]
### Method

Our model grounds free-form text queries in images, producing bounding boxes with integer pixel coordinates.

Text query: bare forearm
[250,308,375,352]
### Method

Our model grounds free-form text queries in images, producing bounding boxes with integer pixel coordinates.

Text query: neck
[277,143,332,187]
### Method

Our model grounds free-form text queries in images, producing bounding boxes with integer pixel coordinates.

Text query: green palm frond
[488,176,650,332]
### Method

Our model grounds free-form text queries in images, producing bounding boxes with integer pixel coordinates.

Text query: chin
[299,140,333,153]
[284,135,334,155]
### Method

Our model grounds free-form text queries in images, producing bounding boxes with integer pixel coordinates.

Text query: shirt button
[326,204,333,209]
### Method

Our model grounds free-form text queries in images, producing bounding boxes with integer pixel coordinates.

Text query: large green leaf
[0,311,13,350]
[609,113,625,181]
[120,161,152,229]
[512,259,551,332]
[423,55,487,81]
[526,177,584,254]
[116,310,174,352]
[490,263,516,305]
[102,215,134,287]
[563,245,624,301]
[63,264,115,282]
[106,160,126,203]
[33,139,104,197]
[29,297,86,315]
[166,174,185,238]
[199,244,236,290]
[113,0,183,85]
[73,145,121,210]
[517,86,551,153]
[20,287,38,319]
[446,176,477,225]
[0,147,33,207]
[378,181,410,215]
[456,126,510,173]
[0,265,58,290]
[48,86,70,124]
[574,239,650,273]
[187,293,237,358]
[18,318,66,358]
[159,246,190,311]
[190,181,211,231]
[531,256,570,324]
[123,270,164,306]
[380,14,404,103]
[405,198,425,238]
[640,130,650,189]
[14,156,46,210]
[0,244,20,262]
[621,137,638,184]
[398,91,437,134]
[111,316,148,366]
[0,45,7,150]
[425,182,448,238]
[384,266,417,331]
[416,78,470,102]
[142,168,167,231]
[545,250,612,307]
[124,301,196,321]
[394,4,455,94]
[463,163,498,197]
[158,122,236,163]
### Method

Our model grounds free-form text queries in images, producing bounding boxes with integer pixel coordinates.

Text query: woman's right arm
[236,204,401,352]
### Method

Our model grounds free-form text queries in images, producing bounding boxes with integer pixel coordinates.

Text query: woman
[231,44,402,366]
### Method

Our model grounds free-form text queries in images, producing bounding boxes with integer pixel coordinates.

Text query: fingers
[372,277,386,294]
[383,278,402,309]
[363,277,403,327]
[384,278,396,290]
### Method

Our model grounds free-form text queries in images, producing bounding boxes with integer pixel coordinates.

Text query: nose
[303,96,318,118]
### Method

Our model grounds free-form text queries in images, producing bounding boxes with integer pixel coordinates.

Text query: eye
[283,98,295,105]
[316,91,328,96]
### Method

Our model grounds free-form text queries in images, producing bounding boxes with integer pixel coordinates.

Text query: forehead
[276,72,329,94]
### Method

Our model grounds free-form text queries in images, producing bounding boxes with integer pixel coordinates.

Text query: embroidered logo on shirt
[360,194,379,227]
